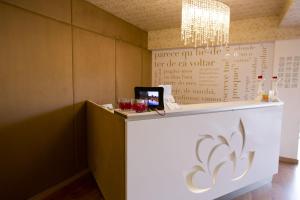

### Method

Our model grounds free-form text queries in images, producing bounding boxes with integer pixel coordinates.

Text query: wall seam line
[115,40,118,105]
[70,0,79,171]
[141,48,144,86]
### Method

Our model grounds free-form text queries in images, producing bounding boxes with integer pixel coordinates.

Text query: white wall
[273,39,300,159]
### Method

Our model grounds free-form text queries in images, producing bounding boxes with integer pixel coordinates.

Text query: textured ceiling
[281,0,300,27]
[86,0,286,31]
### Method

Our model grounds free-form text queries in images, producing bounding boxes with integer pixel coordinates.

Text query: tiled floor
[44,162,299,200]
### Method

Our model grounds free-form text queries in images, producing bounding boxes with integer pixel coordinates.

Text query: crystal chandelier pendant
[181,0,230,47]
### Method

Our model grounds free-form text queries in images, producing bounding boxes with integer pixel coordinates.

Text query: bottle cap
[258,75,263,79]
[272,76,278,79]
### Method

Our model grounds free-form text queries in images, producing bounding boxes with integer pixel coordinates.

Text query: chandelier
[181,0,230,47]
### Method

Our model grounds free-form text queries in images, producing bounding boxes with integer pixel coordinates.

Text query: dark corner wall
[0,0,151,199]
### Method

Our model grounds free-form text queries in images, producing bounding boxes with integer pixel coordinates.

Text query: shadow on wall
[74,101,88,171]
[0,105,79,200]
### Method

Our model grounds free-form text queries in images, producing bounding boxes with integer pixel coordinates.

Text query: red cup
[132,99,148,113]
[118,98,131,110]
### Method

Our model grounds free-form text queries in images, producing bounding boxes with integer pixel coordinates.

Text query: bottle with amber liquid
[255,75,268,102]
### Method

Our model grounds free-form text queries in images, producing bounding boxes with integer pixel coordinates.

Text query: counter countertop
[114,100,284,121]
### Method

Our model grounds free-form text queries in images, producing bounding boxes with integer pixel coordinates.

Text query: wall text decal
[152,43,274,104]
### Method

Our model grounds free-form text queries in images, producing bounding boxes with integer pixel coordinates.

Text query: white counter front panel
[126,106,282,200]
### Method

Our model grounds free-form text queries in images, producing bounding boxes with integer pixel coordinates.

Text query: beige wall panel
[73,28,116,169]
[116,41,142,100]
[142,49,152,86]
[72,0,147,48]
[1,0,71,23]
[73,28,116,105]
[0,3,75,199]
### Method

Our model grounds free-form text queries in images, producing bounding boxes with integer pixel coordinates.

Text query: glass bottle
[255,75,265,101]
[269,76,279,102]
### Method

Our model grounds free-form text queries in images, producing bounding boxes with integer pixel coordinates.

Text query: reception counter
[87,100,283,200]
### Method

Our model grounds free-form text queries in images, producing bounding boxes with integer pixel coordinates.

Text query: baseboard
[216,177,272,200]
[29,169,89,200]
[279,156,299,164]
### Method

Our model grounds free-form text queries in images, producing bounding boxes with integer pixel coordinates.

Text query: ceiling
[281,0,300,27]
[86,0,299,31]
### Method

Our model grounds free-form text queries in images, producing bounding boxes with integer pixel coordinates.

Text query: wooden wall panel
[142,49,152,86]
[73,28,116,169]
[0,3,75,200]
[1,0,71,23]
[116,41,142,100]
[0,0,150,199]
[73,28,116,105]
[87,102,125,200]
[72,0,148,48]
